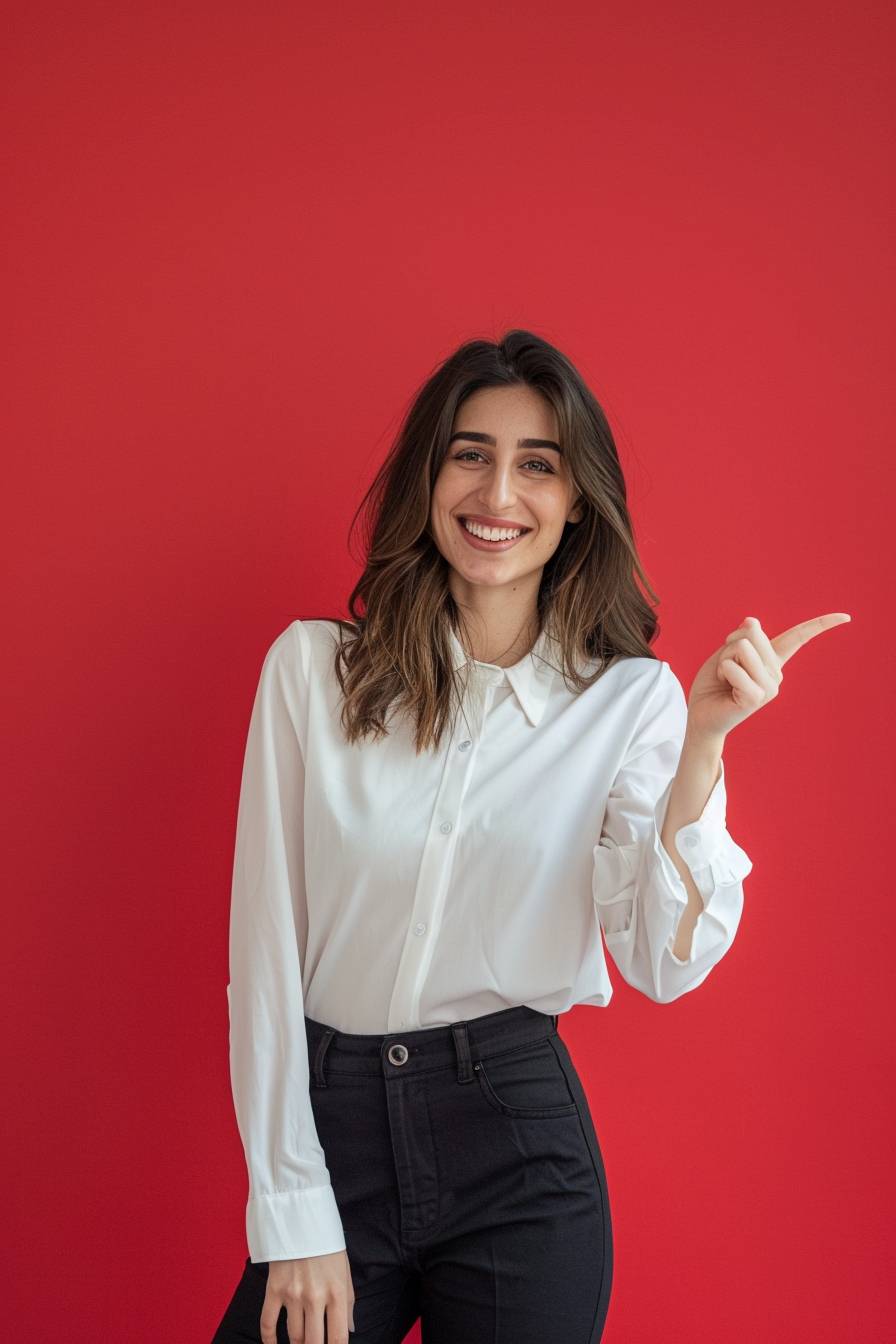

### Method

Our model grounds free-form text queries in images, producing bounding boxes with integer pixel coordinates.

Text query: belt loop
[451,1021,474,1084]
[311,1029,336,1087]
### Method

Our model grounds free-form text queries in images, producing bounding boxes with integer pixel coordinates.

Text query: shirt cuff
[661,758,754,912]
[246,1182,347,1263]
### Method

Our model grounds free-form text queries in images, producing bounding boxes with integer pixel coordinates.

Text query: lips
[455,515,532,551]
[459,515,531,532]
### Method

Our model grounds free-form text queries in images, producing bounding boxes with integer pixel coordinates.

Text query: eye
[451,451,555,475]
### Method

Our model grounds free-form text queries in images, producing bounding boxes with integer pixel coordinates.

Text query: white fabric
[228,618,753,1261]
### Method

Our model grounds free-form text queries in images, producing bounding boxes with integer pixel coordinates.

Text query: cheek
[533,498,571,536]
[430,472,456,515]
[527,511,570,556]
[431,498,455,543]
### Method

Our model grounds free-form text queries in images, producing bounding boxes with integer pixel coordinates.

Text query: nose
[477,461,519,513]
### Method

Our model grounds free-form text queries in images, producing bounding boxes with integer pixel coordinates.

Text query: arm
[661,726,726,962]
[227,621,346,1262]
[593,661,753,1003]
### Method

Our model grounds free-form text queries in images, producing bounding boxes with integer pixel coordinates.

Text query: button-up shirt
[227,618,753,1262]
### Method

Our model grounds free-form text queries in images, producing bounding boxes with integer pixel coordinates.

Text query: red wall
[2,2,889,1340]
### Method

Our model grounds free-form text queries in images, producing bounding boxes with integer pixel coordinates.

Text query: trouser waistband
[304,1003,560,1087]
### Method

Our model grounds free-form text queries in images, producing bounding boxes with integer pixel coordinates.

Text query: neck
[451,588,542,667]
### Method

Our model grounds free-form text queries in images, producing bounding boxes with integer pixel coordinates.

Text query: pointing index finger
[771,612,851,665]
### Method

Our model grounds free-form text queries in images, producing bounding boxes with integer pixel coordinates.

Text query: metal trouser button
[388,1043,409,1065]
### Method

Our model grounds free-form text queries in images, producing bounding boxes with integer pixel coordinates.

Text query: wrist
[682,723,726,757]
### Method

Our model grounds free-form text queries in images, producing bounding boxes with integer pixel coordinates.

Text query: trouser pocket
[473,1037,580,1118]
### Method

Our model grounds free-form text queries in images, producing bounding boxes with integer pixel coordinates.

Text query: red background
[2,2,890,1340]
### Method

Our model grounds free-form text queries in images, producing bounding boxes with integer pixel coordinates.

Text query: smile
[456,516,532,551]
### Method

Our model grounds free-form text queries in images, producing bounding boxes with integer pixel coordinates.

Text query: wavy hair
[310,329,660,753]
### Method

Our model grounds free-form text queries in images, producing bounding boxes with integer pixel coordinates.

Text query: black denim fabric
[212,1004,613,1342]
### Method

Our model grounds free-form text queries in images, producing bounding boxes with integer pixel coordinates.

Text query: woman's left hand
[686,613,852,742]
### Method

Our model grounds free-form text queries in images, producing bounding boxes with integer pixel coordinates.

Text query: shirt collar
[446,621,559,727]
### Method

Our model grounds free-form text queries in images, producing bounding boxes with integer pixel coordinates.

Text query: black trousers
[212,1004,613,1342]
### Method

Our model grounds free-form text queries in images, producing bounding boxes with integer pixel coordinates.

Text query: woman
[211,330,849,1344]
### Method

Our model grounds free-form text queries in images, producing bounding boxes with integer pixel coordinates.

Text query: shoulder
[617,655,685,707]
[579,652,676,700]
[607,655,682,695]
[265,617,357,680]
[623,657,687,740]
[578,654,685,732]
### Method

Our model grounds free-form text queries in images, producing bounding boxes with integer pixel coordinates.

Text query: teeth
[463,519,524,541]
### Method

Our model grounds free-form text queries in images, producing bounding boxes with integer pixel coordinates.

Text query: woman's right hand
[261,1249,355,1344]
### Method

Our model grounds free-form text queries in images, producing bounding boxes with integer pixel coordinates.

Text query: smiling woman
[431,383,585,637]
[213,329,754,1344]
[322,330,664,753]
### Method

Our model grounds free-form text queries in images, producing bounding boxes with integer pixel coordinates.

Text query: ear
[567,494,586,525]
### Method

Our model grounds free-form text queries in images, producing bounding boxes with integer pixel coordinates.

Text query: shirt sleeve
[227,620,347,1262]
[592,660,753,1003]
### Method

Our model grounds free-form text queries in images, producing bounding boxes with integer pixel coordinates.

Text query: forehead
[453,385,558,439]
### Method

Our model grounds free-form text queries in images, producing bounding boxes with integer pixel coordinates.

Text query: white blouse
[227,618,753,1262]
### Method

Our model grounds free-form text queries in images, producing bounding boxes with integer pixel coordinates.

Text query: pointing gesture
[686,613,852,741]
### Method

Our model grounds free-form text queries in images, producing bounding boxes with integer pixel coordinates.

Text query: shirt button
[458,739,472,751]
[413,922,426,935]
[440,821,453,834]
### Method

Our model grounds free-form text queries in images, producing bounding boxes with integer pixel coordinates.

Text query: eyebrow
[448,430,563,453]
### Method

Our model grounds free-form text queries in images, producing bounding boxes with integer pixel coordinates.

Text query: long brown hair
[312,329,660,753]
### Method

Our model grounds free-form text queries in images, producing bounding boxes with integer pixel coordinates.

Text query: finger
[719,656,765,709]
[300,1295,322,1344]
[723,617,783,683]
[718,637,777,701]
[328,1295,352,1340]
[260,1291,282,1344]
[346,1258,356,1332]
[286,1299,307,1344]
[771,612,851,665]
